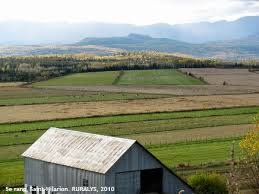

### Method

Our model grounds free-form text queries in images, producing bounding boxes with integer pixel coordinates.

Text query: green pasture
[33,71,120,86]
[0,92,166,106]
[117,69,204,85]
[0,138,242,188]
[33,69,204,87]
[1,106,258,134]
[0,106,256,188]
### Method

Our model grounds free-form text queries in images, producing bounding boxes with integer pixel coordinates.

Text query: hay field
[1,68,259,190]
[41,84,259,96]
[1,94,259,123]
[125,124,252,145]
[0,87,167,106]
[0,105,257,187]
[117,69,204,85]
[33,69,204,87]
[33,71,120,86]
[180,68,259,86]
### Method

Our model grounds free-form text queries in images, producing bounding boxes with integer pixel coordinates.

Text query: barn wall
[105,143,193,194]
[24,158,106,194]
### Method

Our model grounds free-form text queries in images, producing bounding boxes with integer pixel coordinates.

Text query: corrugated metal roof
[22,127,136,174]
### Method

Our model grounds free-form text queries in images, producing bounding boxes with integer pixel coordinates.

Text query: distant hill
[0,16,259,44]
[78,33,259,59]
[78,34,194,53]
[1,33,259,59]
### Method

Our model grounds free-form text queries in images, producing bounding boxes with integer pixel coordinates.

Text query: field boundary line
[0,105,258,125]
[0,112,255,134]
[112,70,124,85]
[0,135,244,148]
[146,136,243,149]
[0,95,167,107]
[176,69,209,85]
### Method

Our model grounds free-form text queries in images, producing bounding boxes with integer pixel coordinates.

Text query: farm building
[22,127,194,194]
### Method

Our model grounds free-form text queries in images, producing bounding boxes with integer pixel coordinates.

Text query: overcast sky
[0,0,259,25]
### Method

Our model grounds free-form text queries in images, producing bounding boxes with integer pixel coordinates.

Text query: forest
[0,52,259,82]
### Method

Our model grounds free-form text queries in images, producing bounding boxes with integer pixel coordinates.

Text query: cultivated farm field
[0,87,166,106]
[1,94,259,123]
[34,69,205,87]
[180,68,259,86]
[1,68,259,193]
[1,106,256,187]
[117,69,204,85]
[34,69,259,96]
[40,84,259,96]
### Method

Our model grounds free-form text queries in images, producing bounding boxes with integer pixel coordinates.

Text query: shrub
[188,172,228,194]
[238,117,259,192]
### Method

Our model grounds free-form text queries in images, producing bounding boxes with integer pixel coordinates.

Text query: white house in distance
[22,127,194,194]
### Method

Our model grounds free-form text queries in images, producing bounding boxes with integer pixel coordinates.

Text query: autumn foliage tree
[239,117,259,193]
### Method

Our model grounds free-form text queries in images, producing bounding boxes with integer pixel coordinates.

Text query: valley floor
[0,68,258,192]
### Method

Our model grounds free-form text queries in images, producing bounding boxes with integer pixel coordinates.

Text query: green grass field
[0,92,166,106]
[1,106,257,133]
[33,69,204,87]
[149,139,242,167]
[33,71,120,86]
[0,107,255,158]
[0,68,256,191]
[117,69,204,85]
[0,138,242,187]
[0,113,252,146]
[0,105,256,187]
[0,161,24,187]
[72,113,253,136]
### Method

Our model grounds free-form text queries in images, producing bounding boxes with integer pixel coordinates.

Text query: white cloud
[0,0,258,24]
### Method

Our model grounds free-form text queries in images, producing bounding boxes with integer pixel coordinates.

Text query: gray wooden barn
[22,127,193,194]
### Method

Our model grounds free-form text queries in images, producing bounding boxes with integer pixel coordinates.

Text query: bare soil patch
[1,94,259,123]
[180,68,259,86]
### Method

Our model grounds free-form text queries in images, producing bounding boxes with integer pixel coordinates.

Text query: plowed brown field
[180,68,259,86]
[1,93,259,123]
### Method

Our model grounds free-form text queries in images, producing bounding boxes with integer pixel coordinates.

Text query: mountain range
[1,33,259,59]
[0,16,259,45]
[78,33,259,59]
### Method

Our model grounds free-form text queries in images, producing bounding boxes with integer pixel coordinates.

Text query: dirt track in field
[180,68,259,86]
[125,124,253,145]
[1,94,259,123]
[37,85,259,96]
[0,82,26,87]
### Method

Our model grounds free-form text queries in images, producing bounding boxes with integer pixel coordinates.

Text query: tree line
[0,52,258,82]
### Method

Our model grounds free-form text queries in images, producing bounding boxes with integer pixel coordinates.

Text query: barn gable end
[106,143,193,194]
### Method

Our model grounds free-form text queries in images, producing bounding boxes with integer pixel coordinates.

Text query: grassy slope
[33,71,120,86]
[72,114,253,136]
[0,106,258,133]
[149,139,241,167]
[0,138,242,187]
[0,92,166,106]
[33,69,204,87]
[0,107,256,147]
[0,86,168,106]
[0,114,253,146]
[125,124,251,145]
[118,69,204,85]
[0,107,256,187]
[0,161,24,187]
